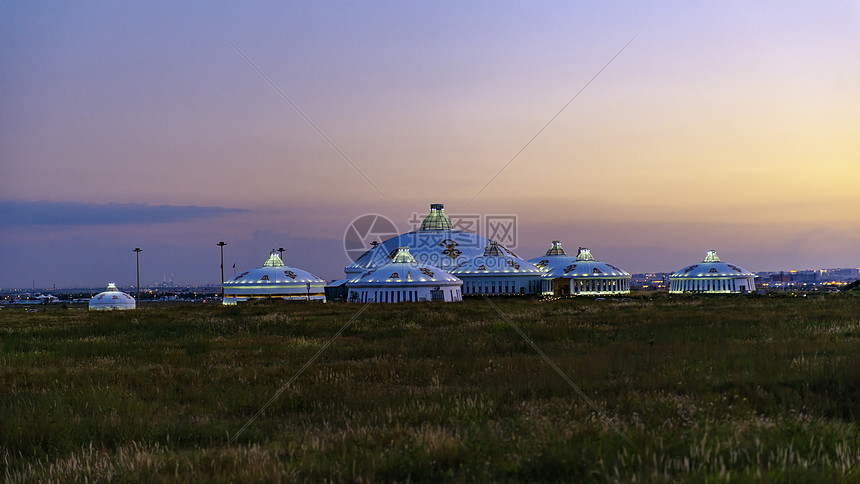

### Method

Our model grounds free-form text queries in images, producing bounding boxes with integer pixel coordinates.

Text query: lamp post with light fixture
[217,241,227,300]
[133,247,142,306]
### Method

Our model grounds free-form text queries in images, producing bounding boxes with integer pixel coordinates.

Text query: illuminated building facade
[222,250,326,304]
[347,247,462,303]
[89,283,136,310]
[533,245,631,296]
[669,250,756,293]
[452,241,542,295]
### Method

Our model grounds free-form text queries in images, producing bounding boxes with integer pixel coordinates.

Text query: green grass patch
[2,295,860,481]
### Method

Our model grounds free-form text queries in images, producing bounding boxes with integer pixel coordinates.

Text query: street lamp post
[217,241,227,300]
[133,248,142,306]
[277,247,285,260]
[306,282,311,302]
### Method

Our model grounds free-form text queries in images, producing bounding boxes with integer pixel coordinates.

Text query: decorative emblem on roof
[389,272,399,279]
[284,270,297,279]
[564,264,577,273]
[476,264,486,271]
[233,271,249,281]
[709,268,718,273]
[535,259,549,269]
[500,244,519,258]
[420,268,435,278]
[684,264,699,273]
[260,275,269,281]
[592,268,602,274]
[361,271,373,278]
[728,264,743,273]
[506,260,520,270]
[608,264,621,272]
[439,239,462,259]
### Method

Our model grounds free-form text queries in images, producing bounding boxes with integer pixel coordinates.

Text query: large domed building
[347,247,462,303]
[89,283,136,310]
[669,250,757,294]
[538,246,631,296]
[344,203,518,277]
[452,241,542,295]
[223,250,326,304]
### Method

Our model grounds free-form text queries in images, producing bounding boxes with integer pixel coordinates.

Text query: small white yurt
[89,283,136,310]
[669,250,757,294]
[347,247,462,303]
[223,250,326,304]
[539,247,631,296]
[452,241,543,295]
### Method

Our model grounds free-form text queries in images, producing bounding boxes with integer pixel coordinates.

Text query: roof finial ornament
[420,203,454,231]
[392,246,417,263]
[545,240,566,256]
[484,241,502,256]
[703,250,721,263]
[263,250,286,267]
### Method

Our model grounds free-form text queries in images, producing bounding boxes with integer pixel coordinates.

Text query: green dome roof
[420,203,453,231]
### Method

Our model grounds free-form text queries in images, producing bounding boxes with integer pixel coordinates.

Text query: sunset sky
[2,1,858,288]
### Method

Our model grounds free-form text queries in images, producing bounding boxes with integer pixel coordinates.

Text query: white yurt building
[452,241,543,295]
[89,283,136,310]
[347,247,462,303]
[344,203,518,277]
[222,250,326,304]
[669,250,757,294]
[538,247,631,296]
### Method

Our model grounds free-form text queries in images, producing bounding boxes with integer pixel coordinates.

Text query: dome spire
[545,240,566,256]
[391,247,417,263]
[703,250,721,262]
[263,250,285,267]
[576,247,595,261]
[483,241,502,256]
[420,203,453,231]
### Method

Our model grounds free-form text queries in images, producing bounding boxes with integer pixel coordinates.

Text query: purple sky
[1,1,858,288]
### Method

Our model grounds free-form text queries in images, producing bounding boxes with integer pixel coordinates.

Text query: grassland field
[2,293,860,482]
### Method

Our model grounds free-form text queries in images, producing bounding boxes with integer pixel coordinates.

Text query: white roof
[451,242,542,276]
[89,282,136,310]
[670,250,756,279]
[529,244,631,279]
[528,240,580,273]
[348,247,461,287]
[543,248,630,279]
[224,251,326,289]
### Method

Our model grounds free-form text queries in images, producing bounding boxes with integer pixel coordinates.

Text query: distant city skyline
[1,2,858,287]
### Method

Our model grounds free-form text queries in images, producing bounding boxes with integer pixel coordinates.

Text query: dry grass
[2,294,860,482]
